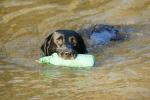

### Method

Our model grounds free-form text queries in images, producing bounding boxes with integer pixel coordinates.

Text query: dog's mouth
[57,50,77,60]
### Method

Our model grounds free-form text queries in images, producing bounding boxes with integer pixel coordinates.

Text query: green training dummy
[37,53,95,68]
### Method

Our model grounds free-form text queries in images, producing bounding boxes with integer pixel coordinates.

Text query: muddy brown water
[0,0,150,100]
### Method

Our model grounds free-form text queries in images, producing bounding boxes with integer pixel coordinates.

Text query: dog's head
[41,30,87,59]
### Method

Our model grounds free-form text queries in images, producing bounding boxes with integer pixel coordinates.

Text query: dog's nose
[60,51,73,57]
[59,50,76,59]
[64,51,72,56]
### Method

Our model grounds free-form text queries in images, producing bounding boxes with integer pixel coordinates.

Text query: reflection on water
[0,0,150,100]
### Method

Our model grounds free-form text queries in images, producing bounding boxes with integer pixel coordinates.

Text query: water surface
[0,0,150,100]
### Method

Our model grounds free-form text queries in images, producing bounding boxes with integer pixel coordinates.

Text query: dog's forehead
[53,31,64,39]
[53,31,76,39]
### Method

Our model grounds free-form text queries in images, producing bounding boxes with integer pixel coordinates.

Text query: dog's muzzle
[57,45,77,59]
[59,49,77,59]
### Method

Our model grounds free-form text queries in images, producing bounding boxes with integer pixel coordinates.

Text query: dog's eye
[69,36,77,46]
[57,36,63,46]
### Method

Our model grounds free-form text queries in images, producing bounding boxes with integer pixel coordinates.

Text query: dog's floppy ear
[75,34,88,54]
[41,33,57,56]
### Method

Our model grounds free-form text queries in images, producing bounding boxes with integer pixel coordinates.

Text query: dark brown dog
[41,25,127,60]
[41,30,87,59]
